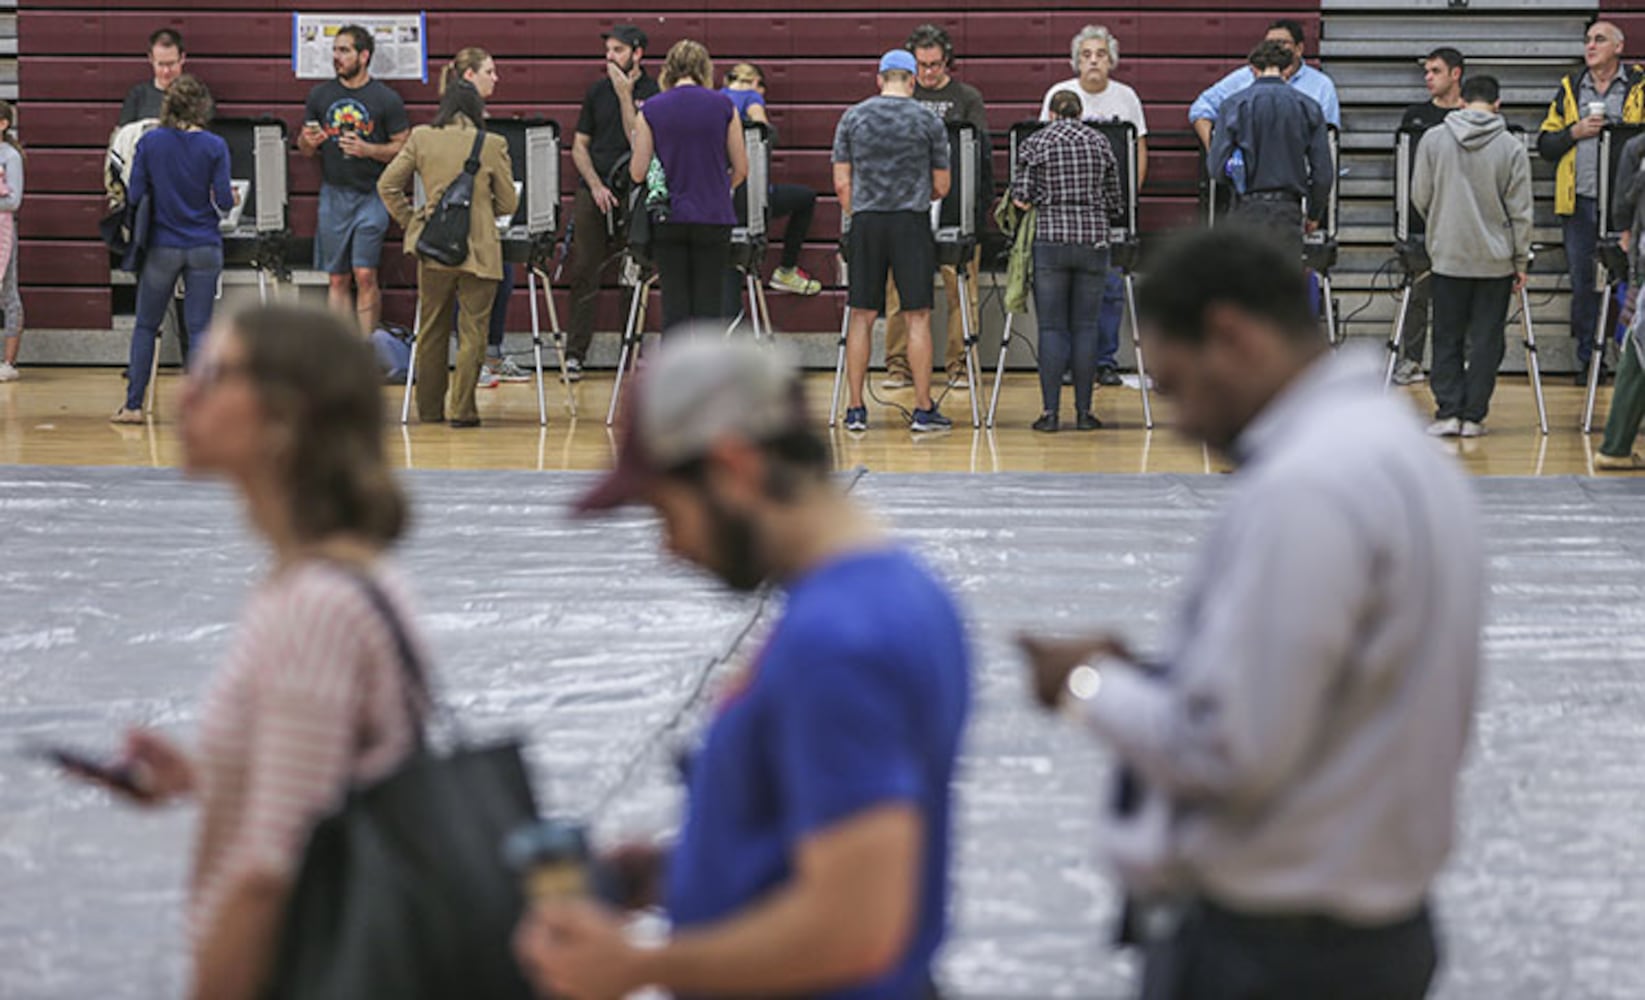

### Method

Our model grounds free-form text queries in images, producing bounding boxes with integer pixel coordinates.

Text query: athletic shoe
[476,365,500,389]
[109,407,144,424]
[947,368,970,390]
[1075,412,1103,431]
[769,266,821,295]
[1096,365,1123,387]
[1595,451,1645,470]
[1459,420,1486,438]
[0,362,18,382]
[1391,359,1427,386]
[1426,417,1462,437]
[910,406,952,433]
[495,357,531,382]
[881,369,913,389]
[449,417,482,429]
[1031,412,1059,433]
[563,358,583,383]
[843,405,868,431]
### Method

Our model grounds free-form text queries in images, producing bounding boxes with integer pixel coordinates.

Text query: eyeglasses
[916,58,946,71]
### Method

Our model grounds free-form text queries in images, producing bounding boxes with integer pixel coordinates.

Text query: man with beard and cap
[514,333,971,1000]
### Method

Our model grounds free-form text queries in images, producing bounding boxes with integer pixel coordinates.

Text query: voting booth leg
[1124,273,1155,430]
[1520,285,1550,436]
[1320,273,1339,347]
[526,267,548,426]
[1384,282,1414,390]
[606,275,654,427]
[753,279,774,344]
[957,268,981,428]
[744,271,766,342]
[1583,282,1613,433]
[985,312,1015,430]
[828,256,849,428]
[399,298,422,426]
[527,266,576,424]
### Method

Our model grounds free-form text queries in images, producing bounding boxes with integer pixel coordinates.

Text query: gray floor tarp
[1,467,1641,999]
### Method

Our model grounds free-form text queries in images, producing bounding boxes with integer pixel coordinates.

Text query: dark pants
[566,186,614,363]
[128,244,222,411]
[1431,274,1511,423]
[489,264,516,353]
[1033,242,1110,415]
[1140,900,1439,1000]
[1097,266,1125,369]
[653,222,732,333]
[1403,271,1431,364]
[1600,331,1645,457]
[770,182,817,270]
[1231,192,1304,259]
[1564,195,1600,368]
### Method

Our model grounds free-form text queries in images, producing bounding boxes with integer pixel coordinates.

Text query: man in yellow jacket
[1537,20,1645,381]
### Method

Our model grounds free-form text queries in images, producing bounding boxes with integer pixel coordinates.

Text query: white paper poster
[293,13,427,82]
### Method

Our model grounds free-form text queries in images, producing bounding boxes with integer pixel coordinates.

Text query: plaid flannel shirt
[1009,120,1124,247]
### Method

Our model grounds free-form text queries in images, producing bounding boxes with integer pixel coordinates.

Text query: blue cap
[878,49,917,75]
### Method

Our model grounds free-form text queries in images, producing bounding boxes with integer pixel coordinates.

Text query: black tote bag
[415,126,488,268]
[264,574,538,1000]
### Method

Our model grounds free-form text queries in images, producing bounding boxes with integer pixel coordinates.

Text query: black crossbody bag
[415,126,488,267]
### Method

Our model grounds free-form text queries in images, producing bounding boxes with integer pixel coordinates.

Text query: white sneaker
[494,357,531,382]
[1426,418,1462,437]
[0,361,17,382]
[476,365,500,389]
[562,358,583,383]
[947,369,970,390]
[1460,420,1486,438]
[881,370,913,389]
[1391,359,1427,386]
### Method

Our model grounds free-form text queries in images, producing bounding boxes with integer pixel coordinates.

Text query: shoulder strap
[344,568,451,749]
[463,125,487,176]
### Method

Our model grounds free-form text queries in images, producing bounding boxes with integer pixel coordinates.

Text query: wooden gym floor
[0,366,1636,477]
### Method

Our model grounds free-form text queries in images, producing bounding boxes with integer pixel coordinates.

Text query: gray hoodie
[1411,108,1532,279]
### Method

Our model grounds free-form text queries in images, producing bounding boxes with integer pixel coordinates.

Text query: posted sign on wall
[293,13,428,82]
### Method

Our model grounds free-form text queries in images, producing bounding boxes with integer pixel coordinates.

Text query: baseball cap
[602,24,648,51]
[574,333,809,515]
[878,49,917,75]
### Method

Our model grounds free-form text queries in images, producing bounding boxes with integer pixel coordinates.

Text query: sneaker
[1075,412,1103,431]
[563,358,583,383]
[947,368,970,390]
[109,407,144,424]
[843,405,868,432]
[0,361,17,382]
[881,369,913,389]
[769,266,821,296]
[1096,365,1123,387]
[1391,359,1427,386]
[1426,418,1462,437]
[1031,412,1060,433]
[1460,420,1486,438]
[910,406,952,433]
[1595,451,1645,471]
[476,365,500,389]
[495,357,531,382]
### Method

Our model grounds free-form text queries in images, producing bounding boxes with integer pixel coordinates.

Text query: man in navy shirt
[516,334,972,1000]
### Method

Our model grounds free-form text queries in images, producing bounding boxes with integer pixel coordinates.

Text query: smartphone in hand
[23,743,150,798]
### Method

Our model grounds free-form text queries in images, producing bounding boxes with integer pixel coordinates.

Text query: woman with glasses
[69,305,429,1000]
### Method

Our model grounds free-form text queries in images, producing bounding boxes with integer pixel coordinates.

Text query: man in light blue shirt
[1190,19,1340,148]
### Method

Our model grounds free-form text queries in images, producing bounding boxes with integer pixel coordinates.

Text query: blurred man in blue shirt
[1191,19,1340,149]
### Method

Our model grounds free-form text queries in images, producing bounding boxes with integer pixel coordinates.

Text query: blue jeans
[1033,242,1110,414]
[128,244,221,411]
[1564,195,1600,367]
[1097,265,1124,369]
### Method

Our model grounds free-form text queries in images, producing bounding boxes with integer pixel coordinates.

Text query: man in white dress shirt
[1021,227,1484,1000]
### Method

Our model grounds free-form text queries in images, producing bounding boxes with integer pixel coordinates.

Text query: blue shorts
[314,184,391,274]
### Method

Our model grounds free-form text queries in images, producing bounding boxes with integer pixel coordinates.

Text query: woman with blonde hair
[114,75,232,422]
[630,39,748,330]
[67,304,429,999]
[378,49,517,427]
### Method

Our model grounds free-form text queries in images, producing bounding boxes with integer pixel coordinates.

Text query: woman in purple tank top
[630,40,748,332]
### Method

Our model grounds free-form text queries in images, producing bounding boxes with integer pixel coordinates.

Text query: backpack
[370,324,414,383]
[100,119,158,257]
[415,127,487,267]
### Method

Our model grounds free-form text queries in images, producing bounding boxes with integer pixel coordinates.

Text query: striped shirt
[189,560,425,942]
[1009,120,1124,247]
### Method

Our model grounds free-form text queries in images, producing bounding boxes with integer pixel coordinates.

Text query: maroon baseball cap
[574,335,808,515]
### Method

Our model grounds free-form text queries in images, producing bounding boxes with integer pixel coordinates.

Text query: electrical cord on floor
[588,465,871,823]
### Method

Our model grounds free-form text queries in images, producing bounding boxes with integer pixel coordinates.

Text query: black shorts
[847,210,935,313]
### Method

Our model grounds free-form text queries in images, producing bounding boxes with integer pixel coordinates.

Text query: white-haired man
[1037,24,1148,387]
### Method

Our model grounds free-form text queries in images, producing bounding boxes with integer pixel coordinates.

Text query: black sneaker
[1031,412,1060,433]
[910,406,952,433]
[1096,365,1123,387]
[843,405,868,432]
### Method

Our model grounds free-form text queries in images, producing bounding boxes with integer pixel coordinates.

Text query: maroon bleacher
[17,2,1320,334]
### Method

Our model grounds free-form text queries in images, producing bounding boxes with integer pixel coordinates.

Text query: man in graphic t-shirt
[297,24,410,336]
[516,335,971,1000]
